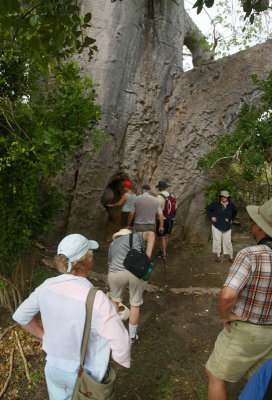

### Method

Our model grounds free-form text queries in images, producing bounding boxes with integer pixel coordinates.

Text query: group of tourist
[108,180,176,259]
[11,184,272,400]
[205,196,272,400]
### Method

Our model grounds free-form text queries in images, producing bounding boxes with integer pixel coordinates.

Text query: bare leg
[206,369,227,400]
[129,305,140,325]
[161,235,168,257]
[129,305,140,340]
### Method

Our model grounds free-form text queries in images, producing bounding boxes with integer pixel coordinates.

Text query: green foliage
[203,179,236,204]
[0,61,104,273]
[197,71,272,204]
[0,1,105,283]
[0,0,97,64]
[209,1,272,59]
[193,0,269,21]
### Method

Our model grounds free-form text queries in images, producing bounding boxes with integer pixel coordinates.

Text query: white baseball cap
[57,234,99,272]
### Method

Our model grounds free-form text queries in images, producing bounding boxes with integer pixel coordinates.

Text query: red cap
[123,181,132,188]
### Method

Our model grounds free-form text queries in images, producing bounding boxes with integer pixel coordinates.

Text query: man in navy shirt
[206,190,237,262]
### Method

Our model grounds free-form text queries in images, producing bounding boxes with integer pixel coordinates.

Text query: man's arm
[127,212,135,228]
[142,231,155,259]
[157,212,164,233]
[219,286,246,331]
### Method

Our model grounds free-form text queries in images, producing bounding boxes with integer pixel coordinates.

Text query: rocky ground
[0,223,254,399]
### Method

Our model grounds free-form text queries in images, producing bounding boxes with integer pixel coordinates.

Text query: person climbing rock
[107,181,136,227]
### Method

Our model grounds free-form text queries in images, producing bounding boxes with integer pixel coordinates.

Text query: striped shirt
[131,192,162,224]
[224,244,272,325]
[108,233,146,273]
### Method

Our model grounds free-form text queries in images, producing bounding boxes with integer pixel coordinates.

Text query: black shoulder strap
[158,193,167,200]
[129,233,133,249]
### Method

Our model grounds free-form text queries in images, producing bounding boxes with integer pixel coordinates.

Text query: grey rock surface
[51,0,272,244]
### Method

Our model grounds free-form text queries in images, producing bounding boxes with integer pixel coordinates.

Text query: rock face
[52,0,272,244]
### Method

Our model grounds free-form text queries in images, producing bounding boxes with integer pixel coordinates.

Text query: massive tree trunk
[51,0,272,244]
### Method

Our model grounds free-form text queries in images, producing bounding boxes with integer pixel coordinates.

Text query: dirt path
[0,227,254,399]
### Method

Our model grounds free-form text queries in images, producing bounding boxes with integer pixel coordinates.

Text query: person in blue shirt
[206,190,237,263]
[239,359,272,400]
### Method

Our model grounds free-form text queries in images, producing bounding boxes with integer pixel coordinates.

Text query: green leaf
[0,0,20,14]
[193,0,203,10]
[55,31,66,51]
[249,13,255,24]
[205,0,214,8]
[83,12,92,23]
[83,36,96,46]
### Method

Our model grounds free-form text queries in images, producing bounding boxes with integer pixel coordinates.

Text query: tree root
[0,323,17,341]
[14,330,31,383]
[0,348,14,398]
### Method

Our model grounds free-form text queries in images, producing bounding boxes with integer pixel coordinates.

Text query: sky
[183,0,272,70]
[184,0,219,69]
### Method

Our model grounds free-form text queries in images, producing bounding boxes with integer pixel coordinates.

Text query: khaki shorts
[206,321,272,382]
[134,223,155,233]
[108,270,147,306]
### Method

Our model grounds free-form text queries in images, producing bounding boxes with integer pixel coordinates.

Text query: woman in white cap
[108,228,155,344]
[206,190,237,262]
[13,234,130,400]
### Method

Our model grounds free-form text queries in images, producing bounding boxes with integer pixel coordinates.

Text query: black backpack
[123,234,150,279]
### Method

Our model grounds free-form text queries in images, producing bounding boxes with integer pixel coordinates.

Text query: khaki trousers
[212,225,233,255]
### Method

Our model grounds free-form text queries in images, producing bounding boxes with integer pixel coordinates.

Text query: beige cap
[112,229,131,241]
[247,198,272,237]
[220,190,230,198]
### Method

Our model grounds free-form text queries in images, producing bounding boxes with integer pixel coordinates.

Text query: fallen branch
[0,323,17,341]
[0,348,14,398]
[170,287,221,296]
[14,330,31,383]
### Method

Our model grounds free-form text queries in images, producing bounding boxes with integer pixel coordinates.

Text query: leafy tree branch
[197,71,272,204]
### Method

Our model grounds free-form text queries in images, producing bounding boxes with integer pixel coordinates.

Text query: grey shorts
[134,223,155,233]
[108,270,147,306]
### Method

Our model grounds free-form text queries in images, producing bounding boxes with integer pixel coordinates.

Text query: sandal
[229,257,234,263]
[215,256,221,263]
[156,250,163,259]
